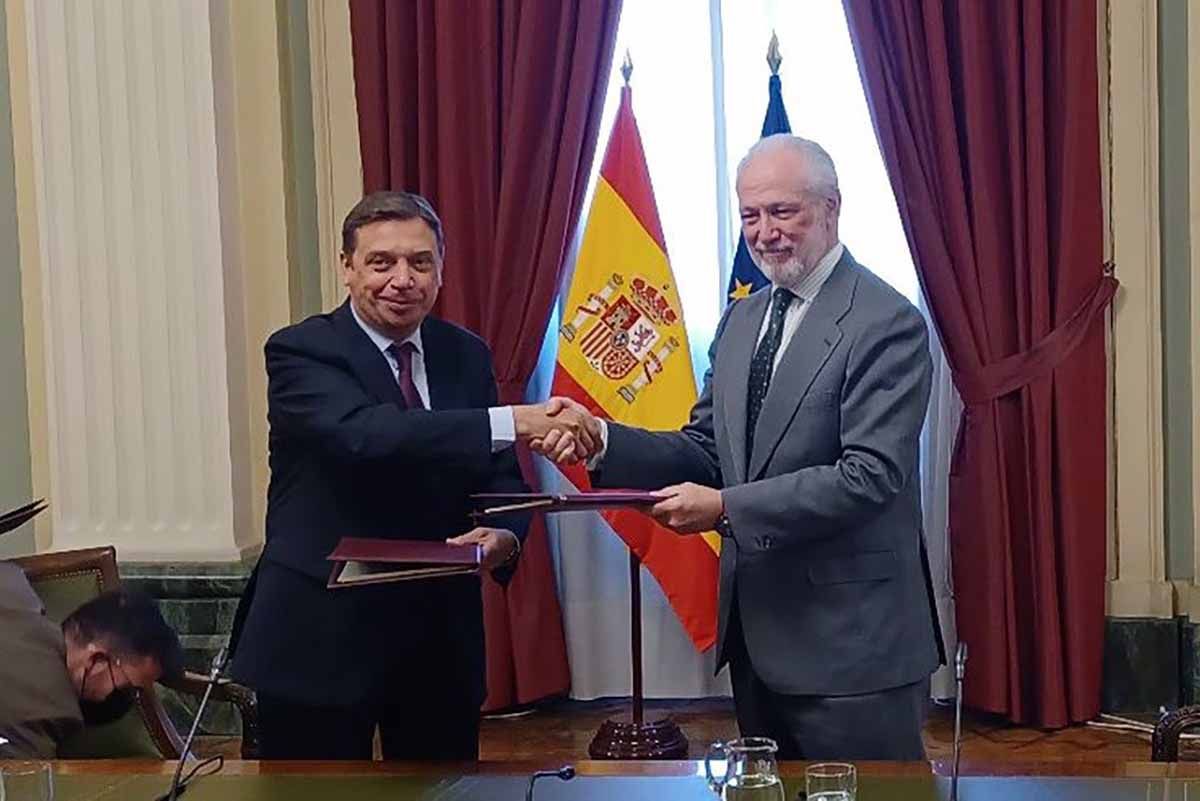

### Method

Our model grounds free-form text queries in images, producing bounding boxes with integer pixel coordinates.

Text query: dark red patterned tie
[388,342,424,409]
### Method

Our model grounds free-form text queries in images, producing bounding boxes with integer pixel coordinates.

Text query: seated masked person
[0,562,183,759]
[229,191,594,760]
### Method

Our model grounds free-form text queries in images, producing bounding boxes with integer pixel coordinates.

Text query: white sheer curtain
[530,0,958,700]
[920,309,963,701]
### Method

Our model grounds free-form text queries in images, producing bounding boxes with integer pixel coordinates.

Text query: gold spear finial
[621,50,633,85]
[767,31,782,75]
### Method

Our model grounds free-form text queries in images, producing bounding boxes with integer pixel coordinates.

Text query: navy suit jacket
[230,300,528,709]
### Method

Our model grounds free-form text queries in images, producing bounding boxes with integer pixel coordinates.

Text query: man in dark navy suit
[230,191,594,760]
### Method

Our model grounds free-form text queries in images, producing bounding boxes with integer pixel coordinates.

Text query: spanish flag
[551,84,719,652]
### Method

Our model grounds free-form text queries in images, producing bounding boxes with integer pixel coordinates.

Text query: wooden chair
[1151,707,1200,761]
[11,546,259,758]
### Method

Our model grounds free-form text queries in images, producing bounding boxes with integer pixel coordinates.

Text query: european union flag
[726,73,792,303]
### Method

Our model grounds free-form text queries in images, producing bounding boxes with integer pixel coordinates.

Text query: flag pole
[586,51,687,761]
[622,48,645,730]
[725,31,789,303]
[630,550,644,726]
[591,547,686,759]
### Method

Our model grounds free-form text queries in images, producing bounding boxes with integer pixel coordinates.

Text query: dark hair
[63,587,184,682]
[341,190,445,257]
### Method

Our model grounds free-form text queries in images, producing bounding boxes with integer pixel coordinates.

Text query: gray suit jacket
[0,562,83,758]
[593,250,943,697]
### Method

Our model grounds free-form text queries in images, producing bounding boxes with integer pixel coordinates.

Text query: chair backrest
[11,546,182,759]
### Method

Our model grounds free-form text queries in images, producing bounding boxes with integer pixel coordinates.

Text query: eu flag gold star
[729,279,754,300]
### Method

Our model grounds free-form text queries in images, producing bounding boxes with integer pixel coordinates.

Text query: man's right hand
[513,397,602,464]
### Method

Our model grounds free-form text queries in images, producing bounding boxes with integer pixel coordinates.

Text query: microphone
[526,765,575,801]
[950,642,968,801]
[159,646,229,801]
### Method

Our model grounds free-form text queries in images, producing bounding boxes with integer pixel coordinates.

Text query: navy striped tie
[746,288,795,458]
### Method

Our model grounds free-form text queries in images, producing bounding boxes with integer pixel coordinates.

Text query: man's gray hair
[737,134,840,200]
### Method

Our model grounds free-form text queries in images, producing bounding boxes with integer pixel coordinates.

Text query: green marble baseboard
[125,585,1200,730]
[122,560,254,737]
[1102,617,1183,715]
[121,559,255,599]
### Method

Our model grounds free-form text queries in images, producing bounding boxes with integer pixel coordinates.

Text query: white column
[21,0,239,561]
[307,0,360,309]
[1106,0,1172,618]
[1187,0,1200,618]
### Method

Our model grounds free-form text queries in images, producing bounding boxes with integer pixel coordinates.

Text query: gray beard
[750,251,812,291]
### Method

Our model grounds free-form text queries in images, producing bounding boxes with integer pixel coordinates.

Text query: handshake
[511,397,725,534]
[513,397,603,465]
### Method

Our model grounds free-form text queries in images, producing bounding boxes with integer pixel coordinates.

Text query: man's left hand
[447,527,519,570]
[649,483,723,534]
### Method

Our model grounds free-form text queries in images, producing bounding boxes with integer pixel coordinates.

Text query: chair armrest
[161,671,260,759]
[1152,705,1200,761]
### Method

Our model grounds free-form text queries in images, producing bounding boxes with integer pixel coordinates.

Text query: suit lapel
[331,300,405,405]
[747,253,858,480]
[722,290,769,484]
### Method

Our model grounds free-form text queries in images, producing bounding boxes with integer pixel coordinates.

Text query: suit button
[762,536,773,549]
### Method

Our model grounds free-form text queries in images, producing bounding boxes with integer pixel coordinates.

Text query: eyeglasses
[81,655,137,699]
[107,657,134,691]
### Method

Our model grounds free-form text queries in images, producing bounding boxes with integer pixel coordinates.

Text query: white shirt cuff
[585,419,610,470]
[488,406,516,452]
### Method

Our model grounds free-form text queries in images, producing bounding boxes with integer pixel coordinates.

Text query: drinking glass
[805,762,856,801]
[0,761,54,801]
[704,736,785,800]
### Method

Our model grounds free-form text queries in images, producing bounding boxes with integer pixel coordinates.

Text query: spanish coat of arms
[560,273,683,403]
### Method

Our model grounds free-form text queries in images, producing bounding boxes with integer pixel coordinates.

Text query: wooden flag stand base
[588,552,689,759]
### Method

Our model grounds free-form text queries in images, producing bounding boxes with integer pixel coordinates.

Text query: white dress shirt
[350,303,516,451]
[589,242,845,466]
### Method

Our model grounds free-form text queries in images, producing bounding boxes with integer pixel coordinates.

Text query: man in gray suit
[535,134,943,759]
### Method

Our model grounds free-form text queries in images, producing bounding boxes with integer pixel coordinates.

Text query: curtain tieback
[952,275,1119,405]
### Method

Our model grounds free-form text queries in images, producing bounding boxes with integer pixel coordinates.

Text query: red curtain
[843,0,1116,727]
[350,0,622,710]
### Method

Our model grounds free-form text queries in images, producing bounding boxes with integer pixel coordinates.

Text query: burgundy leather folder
[326,537,481,589]
[469,491,661,517]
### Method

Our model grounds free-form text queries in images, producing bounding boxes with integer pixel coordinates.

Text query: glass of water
[805,762,855,801]
[704,737,785,800]
[0,761,54,801]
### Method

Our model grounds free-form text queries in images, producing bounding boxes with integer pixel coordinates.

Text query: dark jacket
[230,301,528,709]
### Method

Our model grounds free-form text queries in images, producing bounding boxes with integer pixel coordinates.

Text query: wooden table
[12,759,1200,799]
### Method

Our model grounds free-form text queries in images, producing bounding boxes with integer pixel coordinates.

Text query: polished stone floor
[199,697,1163,763]
[476,698,1154,762]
